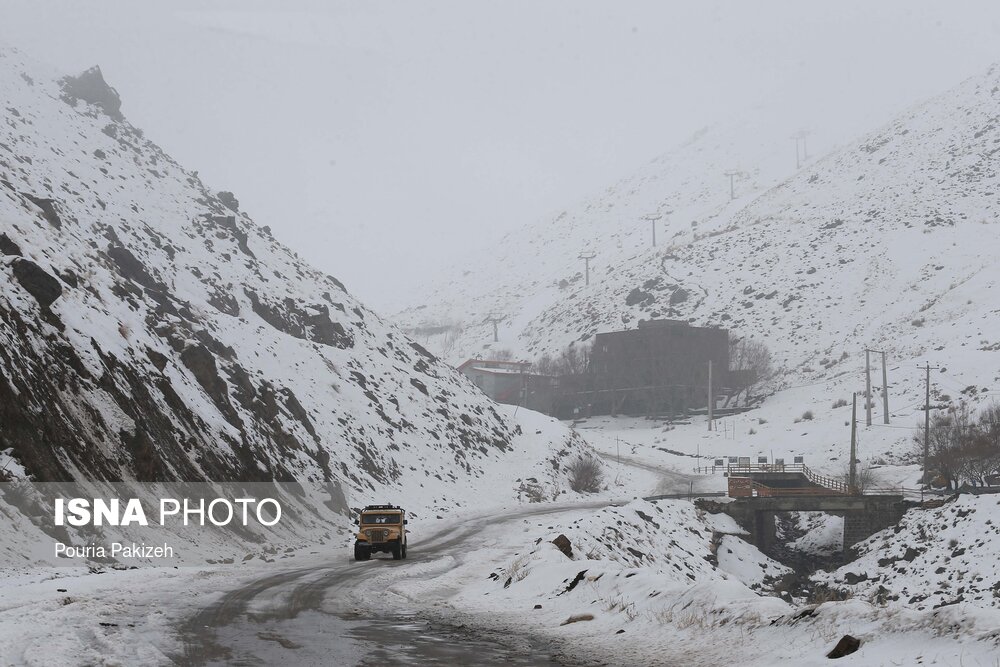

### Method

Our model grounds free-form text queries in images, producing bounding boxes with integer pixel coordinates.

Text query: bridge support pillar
[752,511,777,551]
[842,499,907,553]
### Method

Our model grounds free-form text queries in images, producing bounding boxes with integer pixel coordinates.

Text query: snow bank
[816,494,1000,611]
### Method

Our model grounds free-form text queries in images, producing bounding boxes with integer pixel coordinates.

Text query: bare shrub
[534,341,593,376]
[807,585,853,604]
[915,401,1000,488]
[567,456,604,493]
[841,462,879,493]
[502,554,531,586]
[801,410,814,421]
[605,596,639,621]
[517,481,546,503]
[727,337,774,406]
[832,398,849,409]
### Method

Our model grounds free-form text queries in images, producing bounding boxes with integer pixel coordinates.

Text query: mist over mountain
[396,64,1000,395]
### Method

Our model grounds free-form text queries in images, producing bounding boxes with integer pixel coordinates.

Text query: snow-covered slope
[0,48,597,517]
[396,64,1000,391]
[816,494,1000,611]
[394,107,813,362]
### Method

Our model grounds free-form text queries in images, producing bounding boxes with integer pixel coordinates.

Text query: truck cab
[354,504,407,561]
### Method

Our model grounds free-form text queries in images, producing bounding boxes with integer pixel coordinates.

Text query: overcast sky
[2,1,999,311]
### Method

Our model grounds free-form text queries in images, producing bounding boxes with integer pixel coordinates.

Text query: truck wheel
[401,543,407,559]
[354,545,370,561]
[391,543,402,560]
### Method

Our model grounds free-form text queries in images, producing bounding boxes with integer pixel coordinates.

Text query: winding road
[171,460,705,666]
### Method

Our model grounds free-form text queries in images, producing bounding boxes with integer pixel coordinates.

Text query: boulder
[827,635,861,659]
[552,534,573,558]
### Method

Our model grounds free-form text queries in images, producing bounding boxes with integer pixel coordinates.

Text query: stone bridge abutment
[717,495,906,554]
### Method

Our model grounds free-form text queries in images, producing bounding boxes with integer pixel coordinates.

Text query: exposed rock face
[217,191,239,213]
[59,65,123,120]
[0,233,20,255]
[10,258,61,308]
[0,50,527,503]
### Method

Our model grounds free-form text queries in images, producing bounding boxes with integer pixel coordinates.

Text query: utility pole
[484,314,505,342]
[642,213,661,247]
[865,349,872,427]
[578,251,596,286]
[849,392,858,494]
[881,351,889,424]
[792,129,811,168]
[920,362,939,483]
[724,170,738,201]
[707,359,713,431]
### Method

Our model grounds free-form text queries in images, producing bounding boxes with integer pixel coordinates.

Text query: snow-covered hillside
[0,48,599,518]
[395,109,811,364]
[396,64,1000,394]
[817,494,1000,611]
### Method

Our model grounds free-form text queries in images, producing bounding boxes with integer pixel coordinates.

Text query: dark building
[560,319,730,418]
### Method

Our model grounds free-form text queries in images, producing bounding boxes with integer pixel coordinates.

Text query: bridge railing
[750,482,841,497]
[800,465,850,494]
[716,463,850,494]
[748,483,948,500]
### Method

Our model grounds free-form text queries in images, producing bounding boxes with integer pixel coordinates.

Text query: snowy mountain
[395,64,1000,394]
[0,49,596,515]
[395,109,808,364]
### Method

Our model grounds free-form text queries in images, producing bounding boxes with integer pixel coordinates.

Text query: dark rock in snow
[305,304,352,348]
[552,533,573,558]
[180,343,241,427]
[208,290,240,317]
[625,287,653,307]
[217,191,240,213]
[826,634,861,659]
[11,259,62,308]
[0,233,22,255]
[107,245,163,290]
[22,193,63,229]
[59,66,123,121]
[844,571,868,585]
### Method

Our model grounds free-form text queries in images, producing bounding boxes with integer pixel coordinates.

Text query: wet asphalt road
[171,504,608,666]
[171,460,700,666]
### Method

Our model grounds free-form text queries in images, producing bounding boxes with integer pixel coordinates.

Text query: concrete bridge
[716,494,907,554]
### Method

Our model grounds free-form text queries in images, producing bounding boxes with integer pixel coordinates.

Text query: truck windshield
[361,513,402,525]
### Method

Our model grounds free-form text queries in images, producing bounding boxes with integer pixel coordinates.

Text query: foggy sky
[2,1,999,310]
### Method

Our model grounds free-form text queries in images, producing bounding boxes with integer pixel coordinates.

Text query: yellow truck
[354,504,408,561]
